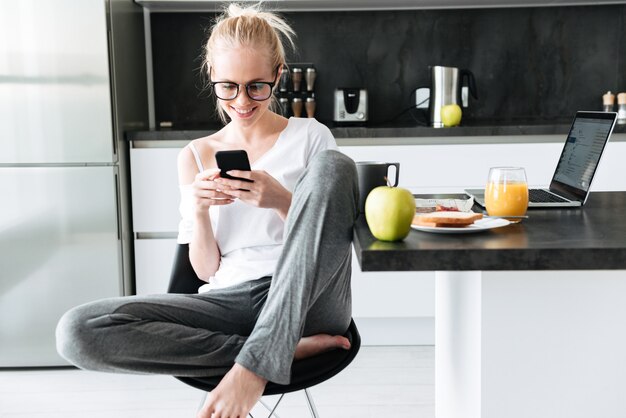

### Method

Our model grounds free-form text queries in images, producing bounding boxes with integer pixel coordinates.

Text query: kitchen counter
[353,191,626,418]
[126,119,626,145]
[354,192,626,271]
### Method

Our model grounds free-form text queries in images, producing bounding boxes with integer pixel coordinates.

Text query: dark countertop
[353,192,626,272]
[126,119,626,142]
[331,119,617,138]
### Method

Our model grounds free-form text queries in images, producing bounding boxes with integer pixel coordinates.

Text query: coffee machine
[415,66,478,128]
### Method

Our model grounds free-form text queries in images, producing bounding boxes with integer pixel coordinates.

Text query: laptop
[465,111,617,208]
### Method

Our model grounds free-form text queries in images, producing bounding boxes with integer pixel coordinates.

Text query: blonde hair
[203,3,296,123]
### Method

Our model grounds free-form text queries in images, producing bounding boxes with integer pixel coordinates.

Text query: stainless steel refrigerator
[0,0,147,366]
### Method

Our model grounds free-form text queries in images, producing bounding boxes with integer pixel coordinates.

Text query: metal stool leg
[303,388,320,418]
[262,394,284,418]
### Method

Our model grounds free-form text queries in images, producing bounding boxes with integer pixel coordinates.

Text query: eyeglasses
[209,66,280,101]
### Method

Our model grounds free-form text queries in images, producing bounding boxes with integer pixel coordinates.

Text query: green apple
[365,186,416,241]
[440,104,462,127]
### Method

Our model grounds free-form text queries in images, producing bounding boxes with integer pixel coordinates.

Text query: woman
[56,4,359,418]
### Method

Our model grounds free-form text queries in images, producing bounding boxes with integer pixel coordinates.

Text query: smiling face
[211,45,278,128]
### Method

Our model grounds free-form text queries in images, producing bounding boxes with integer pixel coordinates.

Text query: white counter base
[436,270,626,418]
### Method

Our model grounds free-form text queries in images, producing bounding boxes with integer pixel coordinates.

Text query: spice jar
[305,97,316,118]
[279,97,289,117]
[291,97,303,117]
[603,91,615,112]
[305,68,317,91]
[291,68,303,92]
[617,93,626,125]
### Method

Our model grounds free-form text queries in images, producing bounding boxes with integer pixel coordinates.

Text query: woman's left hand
[214,170,292,219]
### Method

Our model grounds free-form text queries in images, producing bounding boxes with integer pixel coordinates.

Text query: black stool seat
[167,243,361,416]
[176,318,361,396]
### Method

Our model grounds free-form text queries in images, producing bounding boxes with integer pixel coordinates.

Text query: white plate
[411,217,511,234]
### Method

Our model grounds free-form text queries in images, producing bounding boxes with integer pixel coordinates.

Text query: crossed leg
[199,150,359,418]
[56,150,358,418]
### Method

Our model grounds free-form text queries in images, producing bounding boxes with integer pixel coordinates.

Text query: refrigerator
[0,0,147,366]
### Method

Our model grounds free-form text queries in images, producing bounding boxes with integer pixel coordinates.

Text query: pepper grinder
[305,97,316,118]
[305,68,317,92]
[603,91,615,112]
[291,68,303,92]
[617,92,626,125]
[278,65,290,92]
[291,97,303,117]
[279,97,289,117]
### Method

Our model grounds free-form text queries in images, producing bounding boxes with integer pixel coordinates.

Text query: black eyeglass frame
[209,66,281,101]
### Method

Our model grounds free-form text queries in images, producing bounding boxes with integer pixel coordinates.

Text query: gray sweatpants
[56,150,359,385]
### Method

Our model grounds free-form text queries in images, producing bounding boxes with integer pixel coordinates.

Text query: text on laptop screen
[552,117,613,192]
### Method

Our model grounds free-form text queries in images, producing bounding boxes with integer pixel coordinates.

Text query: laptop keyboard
[529,189,570,203]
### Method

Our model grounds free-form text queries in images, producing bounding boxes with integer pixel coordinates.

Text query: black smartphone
[215,150,253,183]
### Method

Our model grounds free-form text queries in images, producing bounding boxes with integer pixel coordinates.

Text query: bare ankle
[294,334,350,360]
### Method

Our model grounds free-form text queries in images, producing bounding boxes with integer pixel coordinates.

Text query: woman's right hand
[192,168,235,213]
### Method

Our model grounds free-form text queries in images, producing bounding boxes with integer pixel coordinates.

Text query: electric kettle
[415,66,478,128]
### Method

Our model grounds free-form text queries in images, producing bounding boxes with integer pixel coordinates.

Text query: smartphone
[215,150,253,183]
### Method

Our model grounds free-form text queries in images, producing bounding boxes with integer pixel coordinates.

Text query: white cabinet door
[350,251,434,318]
[340,140,626,192]
[134,238,178,295]
[130,147,181,233]
[340,142,564,192]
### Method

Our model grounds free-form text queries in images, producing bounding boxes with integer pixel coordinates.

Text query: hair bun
[226,3,254,18]
[223,3,295,50]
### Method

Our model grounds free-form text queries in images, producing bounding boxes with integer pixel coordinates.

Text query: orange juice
[485,181,529,216]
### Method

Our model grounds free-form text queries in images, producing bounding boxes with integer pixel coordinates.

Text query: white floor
[0,346,434,418]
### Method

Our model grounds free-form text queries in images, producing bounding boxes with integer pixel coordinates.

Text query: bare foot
[294,334,351,360]
[197,363,267,418]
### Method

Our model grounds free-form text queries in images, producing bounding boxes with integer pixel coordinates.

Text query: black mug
[356,161,400,212]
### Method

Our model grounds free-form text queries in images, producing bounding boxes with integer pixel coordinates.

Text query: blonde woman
[57,3,359,418]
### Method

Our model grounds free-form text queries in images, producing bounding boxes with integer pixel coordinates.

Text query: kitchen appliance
[0,0,147,367]
[334,88,368,123]
[415,66,478,128]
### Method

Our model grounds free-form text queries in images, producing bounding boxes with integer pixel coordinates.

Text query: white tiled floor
[0,346,434,418]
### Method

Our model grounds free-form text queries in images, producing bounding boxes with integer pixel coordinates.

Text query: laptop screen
[550,112,616,198]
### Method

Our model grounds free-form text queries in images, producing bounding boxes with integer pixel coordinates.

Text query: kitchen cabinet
[344,137,626,193]
[134,238,178,295]
[130,147,180,233]
[130,146,179,296]
[129,135,626,345]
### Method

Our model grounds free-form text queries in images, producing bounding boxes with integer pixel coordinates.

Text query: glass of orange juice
[485,167,529,217]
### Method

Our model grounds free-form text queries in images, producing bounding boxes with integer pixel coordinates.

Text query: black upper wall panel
[151,6,626,128]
